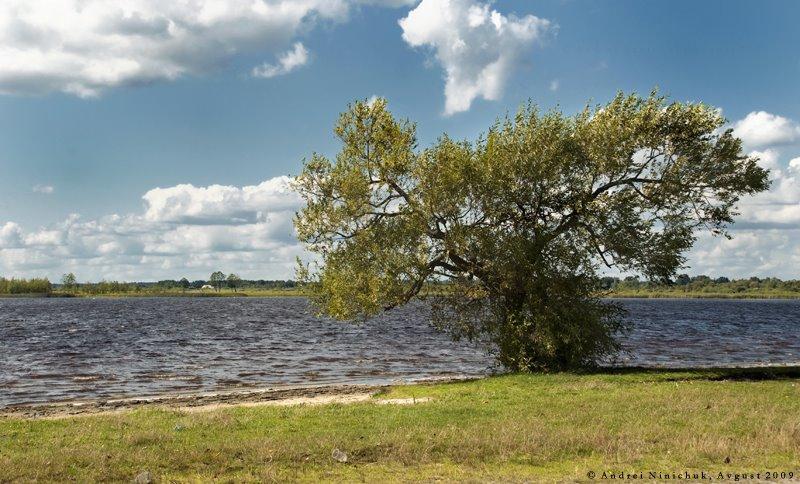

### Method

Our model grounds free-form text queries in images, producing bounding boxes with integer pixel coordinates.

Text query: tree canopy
[227,273,242,292]
[209,271,226,292]
[294,92,770,370]
[61,273,77,289]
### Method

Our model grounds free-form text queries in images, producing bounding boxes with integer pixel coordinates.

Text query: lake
[1,297,799,407]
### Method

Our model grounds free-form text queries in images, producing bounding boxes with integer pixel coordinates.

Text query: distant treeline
[54,277,297,295]
[603,275,800,296]
[0,277,53,294]
[3,273,799,297]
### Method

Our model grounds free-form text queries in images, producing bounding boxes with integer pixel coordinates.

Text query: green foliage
[295,92,770,371]
[0,277,52,294]
[60,272,77,289]
[75,280,141,295]
[227,273,242,292]
[209,271,226,292]
[609,275,800,298]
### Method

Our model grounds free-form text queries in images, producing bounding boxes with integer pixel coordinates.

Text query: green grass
[2,369,799,482]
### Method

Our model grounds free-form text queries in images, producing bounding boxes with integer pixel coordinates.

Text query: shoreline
[5,365,800,420]
[0,377,473,420]
[0,383,386,419]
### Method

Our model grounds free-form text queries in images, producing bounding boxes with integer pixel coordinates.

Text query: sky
[0,0,799,282]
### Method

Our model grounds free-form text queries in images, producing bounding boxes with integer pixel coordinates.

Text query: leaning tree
[294,92,769,371]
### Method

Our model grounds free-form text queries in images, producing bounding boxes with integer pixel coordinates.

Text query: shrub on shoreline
[0,277,52,294]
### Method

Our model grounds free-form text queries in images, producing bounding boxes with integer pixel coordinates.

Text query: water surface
[1,297,799,407]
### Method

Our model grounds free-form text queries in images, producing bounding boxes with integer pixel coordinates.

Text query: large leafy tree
[294,93,769,371]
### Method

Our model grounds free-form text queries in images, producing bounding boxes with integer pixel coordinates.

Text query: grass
[2,369,799,482]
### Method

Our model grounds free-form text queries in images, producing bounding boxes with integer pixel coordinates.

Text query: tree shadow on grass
[579,365,800,382]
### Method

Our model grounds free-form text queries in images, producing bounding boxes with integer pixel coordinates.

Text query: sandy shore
[0,381,443,420]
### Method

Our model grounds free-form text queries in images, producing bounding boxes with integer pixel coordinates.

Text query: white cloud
[399,0,552,115]
[252,42,310,78]
[0,0,364,97]
[688,229,800,279]
[750,148,781,172]
[549,79,559,92]
[32,184,54,194]
[0,176,303,281]
[357,0,418,6]
[714,112,800,230]
[143,176,301,225]
[0,223,24,248]
[732,111,800,148]
[735,149,800,227]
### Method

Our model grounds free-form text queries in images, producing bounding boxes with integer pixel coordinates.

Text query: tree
[227,273,242,292]
[675,274,691,286]
[179,277,190,291]
[294,93,769,371]
[61,273,77,290]
[209,271,226,292]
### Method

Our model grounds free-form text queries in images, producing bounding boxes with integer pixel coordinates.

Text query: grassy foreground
[1,369,799,482]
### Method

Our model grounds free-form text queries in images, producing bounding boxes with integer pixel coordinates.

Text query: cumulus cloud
[733,111,800,148]
[0,0,365,97]
[358,0,419,6]
[734,149,800,227]
[0,223,24,248]
[143,176,301,225]
[679,111,800,278]
[32,184,54,194]
[252,42,310,78]
[688,229,800,278]
[722,110,800,229]
[399,0,552,115]
[0,177,303,281]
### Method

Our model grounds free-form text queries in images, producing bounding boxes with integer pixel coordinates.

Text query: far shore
[2,290,800,299]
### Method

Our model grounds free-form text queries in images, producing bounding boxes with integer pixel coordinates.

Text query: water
[611,298,800,367]
[1,297,799,407]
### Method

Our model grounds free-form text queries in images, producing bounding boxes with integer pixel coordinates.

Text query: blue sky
[1,0,799,281]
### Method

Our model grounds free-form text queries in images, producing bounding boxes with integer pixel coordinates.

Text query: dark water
[1,297,799,407]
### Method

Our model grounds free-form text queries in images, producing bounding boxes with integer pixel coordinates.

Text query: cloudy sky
[0,0,799,282]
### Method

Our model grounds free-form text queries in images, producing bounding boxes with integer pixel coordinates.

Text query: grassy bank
[2,368,799,482]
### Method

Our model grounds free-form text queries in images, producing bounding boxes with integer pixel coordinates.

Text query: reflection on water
[1,297,799,406]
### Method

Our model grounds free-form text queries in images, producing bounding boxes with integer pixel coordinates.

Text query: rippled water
[1,297,799,407]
